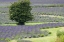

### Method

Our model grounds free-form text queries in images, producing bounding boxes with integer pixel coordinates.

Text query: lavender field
[0,0,64,23]
[0,22,64,42]
[0,6,64,23]
[0,0,64,42]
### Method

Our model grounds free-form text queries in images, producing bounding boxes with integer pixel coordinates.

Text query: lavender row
[0,22,64,39]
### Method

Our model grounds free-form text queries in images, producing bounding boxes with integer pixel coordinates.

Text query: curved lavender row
[0,22,64,39]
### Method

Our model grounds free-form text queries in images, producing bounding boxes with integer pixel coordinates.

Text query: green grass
[1,23,63,42]
[25,22,48,25]
[0,22,49,26]
[40,15,64,18]
[41,28,60,36]
[22,28,60,42]
[9,40,17,42]
[0,24,17,26]
[9,27,64,42]
[0,22,59,26]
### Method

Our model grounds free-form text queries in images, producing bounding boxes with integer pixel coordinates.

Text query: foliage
[57,31,64,37]
[56,35,64,42]
[32,35,37,38]
[39,34,44,37]
[48,32,51,34]
[59,35,64,42]
[56,30,64,42]
[9,0,33,25]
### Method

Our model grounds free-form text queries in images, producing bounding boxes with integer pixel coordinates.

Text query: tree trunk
[17,22,25,25]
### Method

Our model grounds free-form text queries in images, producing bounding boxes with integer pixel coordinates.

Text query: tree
[9,0,33,25]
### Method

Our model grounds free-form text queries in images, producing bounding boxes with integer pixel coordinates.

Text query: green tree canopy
[9,0,33,25]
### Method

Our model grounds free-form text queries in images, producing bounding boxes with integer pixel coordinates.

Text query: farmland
[23,28,59,42]
[0,0,64,42]
[0,23,64,42]
[0,7,64,23]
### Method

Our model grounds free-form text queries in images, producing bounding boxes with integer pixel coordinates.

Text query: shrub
[39,34,44,37]
[32,35,36,38]
[59,35,64,42]
[49,32,51,34]
[56,30,64,42]
[57,31,64,37]
[56,35,64,42]
[0,22,2,24]
[29,36,32,38]
[24,36,27,38]
[46,27,50,29]
[42,30,49,36]
[55,26,59,28]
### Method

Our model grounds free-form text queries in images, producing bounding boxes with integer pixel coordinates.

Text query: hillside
[0,0,64,24]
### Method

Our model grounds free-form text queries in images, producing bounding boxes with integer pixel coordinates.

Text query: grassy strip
[23,28,60,42]
[0,22,49,26]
